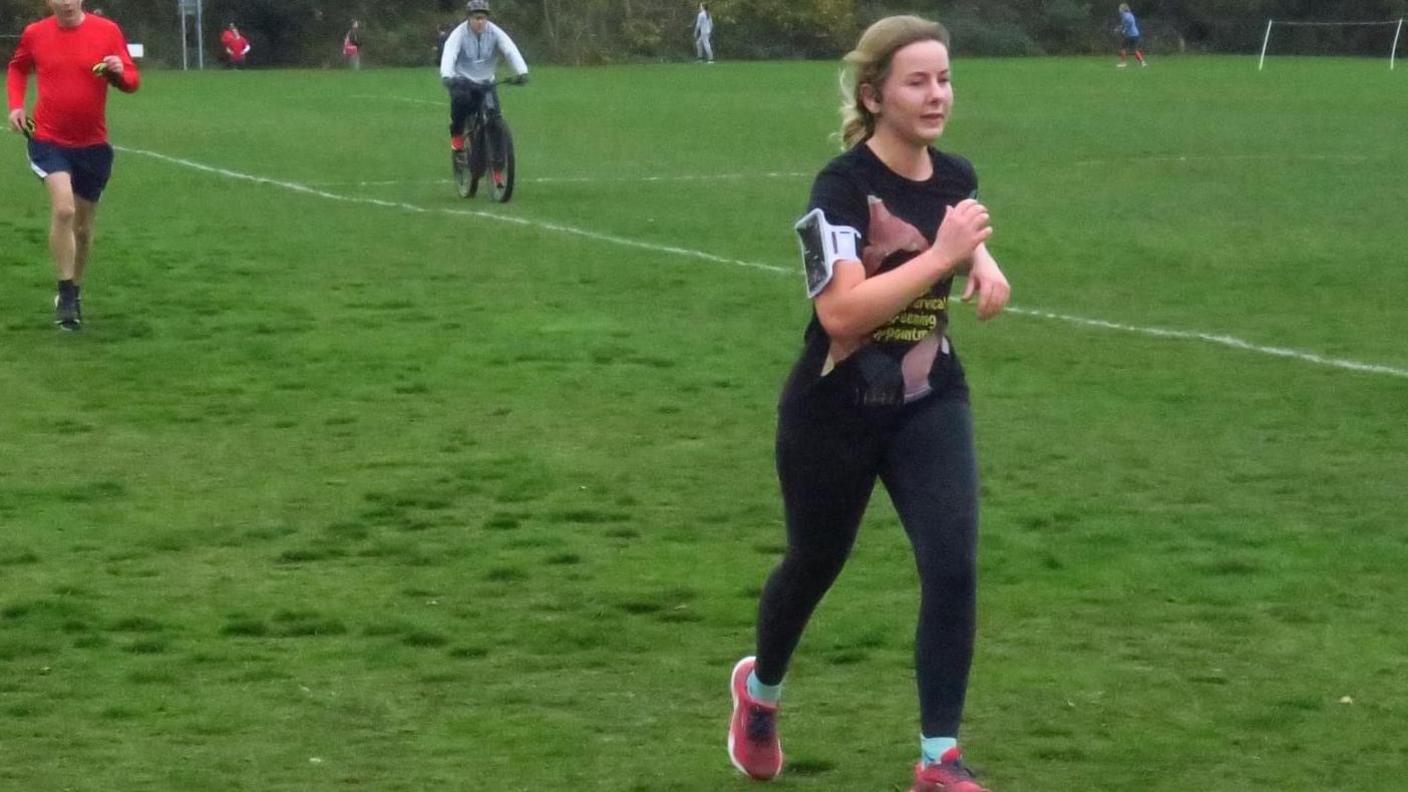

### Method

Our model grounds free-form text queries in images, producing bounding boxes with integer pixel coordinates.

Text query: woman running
[728,14,1011,792]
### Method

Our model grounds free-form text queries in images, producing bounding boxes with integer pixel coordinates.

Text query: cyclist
[439,0,528,187]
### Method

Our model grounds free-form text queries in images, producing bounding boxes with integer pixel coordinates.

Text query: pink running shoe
[910,747,989,792]
[727,656,783,780]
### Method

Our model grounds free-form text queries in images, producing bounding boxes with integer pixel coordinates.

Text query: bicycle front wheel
[452,147,471,198]
[486,118,515,204]
[466,120,488,198]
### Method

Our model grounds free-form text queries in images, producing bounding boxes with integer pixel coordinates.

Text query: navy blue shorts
[1122,35,1141,49]
[27,139,115,203]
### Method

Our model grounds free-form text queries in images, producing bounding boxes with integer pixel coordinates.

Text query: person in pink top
[343,20,363,69]
[7,0,139,330]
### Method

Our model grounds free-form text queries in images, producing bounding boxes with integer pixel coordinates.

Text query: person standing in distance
[343,20,362,69]
[434,24,452,66]
[220,23,251,69]
[1116,4,1147,68]
[7,0,140,331]
[440,0,528,189]
[727,14,1010,792]
[694,2,715,63]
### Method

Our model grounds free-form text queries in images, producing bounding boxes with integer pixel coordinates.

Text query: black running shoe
[54,293,80,331]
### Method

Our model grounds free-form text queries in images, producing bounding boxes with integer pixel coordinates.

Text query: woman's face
[867,39,953,145]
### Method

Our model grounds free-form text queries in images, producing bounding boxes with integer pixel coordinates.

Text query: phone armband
[794,208,860,298]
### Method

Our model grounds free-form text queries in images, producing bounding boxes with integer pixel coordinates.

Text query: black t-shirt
[782,143,979,408]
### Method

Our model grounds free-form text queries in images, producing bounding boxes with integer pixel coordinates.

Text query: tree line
[4,0,1407,67]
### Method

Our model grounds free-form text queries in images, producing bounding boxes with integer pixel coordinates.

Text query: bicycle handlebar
[444,74,527,90]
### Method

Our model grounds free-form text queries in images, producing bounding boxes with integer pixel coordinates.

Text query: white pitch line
[117,146,1408,381]
[527,171,811,184]
[116,146,786,276]
[308,154,1380,188]
[314,157,1374,186]
[306,172,811,188]
[1006,307,1408,380]
[307,178,448,187]
[1070,153,1372,167]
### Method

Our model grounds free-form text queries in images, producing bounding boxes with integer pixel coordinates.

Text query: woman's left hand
[960,245,1010,321]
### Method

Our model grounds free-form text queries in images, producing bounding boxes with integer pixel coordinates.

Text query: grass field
[2,55,1406,791]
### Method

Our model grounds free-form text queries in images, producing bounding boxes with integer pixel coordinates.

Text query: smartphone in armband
[794,208,860,298]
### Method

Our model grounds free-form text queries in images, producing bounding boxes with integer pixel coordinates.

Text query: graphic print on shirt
[860,195,948,398]
[860,195,926,276]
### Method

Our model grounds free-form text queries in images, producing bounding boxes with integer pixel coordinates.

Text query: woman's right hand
[932,198,992,271]
[8,108,28,135]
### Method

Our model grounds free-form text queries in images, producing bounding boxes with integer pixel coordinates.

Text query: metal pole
[180,8,188,70]
[1258,19,1274,71]
[1391,18,1404,70]
[196,0,205,69]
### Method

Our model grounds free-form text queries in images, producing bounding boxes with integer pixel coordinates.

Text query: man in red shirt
[220,23,251,69]
[7,0,139,330]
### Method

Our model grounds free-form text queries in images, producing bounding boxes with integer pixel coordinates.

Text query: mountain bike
[448,77,521,203]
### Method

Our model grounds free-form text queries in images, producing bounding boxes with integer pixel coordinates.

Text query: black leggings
[448,84,501,137]
[755,391,979,737]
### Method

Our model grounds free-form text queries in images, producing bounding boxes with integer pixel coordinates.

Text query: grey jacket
[440,20,528,83]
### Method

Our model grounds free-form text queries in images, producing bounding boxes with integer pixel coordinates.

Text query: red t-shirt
[6,14,140,148]
[220,30,250,62]
[230,35,250,62]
